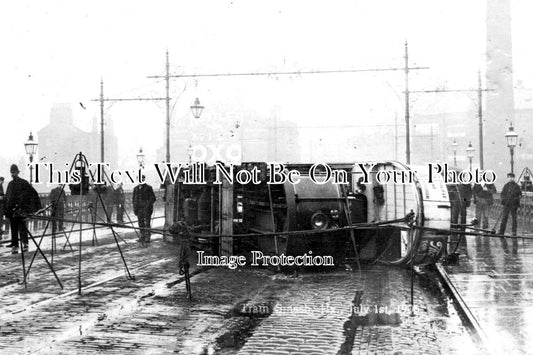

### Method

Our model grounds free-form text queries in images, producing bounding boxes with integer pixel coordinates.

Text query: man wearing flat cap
[498,172,522,236]
[5,164,42,253]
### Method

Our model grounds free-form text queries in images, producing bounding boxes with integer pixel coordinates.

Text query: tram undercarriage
[164,161,451,268]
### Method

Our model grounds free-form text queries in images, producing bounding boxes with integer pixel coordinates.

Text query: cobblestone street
[237,266,480,355]
[0,221,480,354]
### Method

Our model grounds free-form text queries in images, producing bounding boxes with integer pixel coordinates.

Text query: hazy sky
[1,0,532,166]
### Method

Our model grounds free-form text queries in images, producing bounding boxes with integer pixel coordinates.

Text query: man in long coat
[132,177,156,243]
[473,180,497,229]
[114,183,125,224]
[5,164,41,253]
[499,172,522,236]
[0,176,5,237]
[48,185,66,235]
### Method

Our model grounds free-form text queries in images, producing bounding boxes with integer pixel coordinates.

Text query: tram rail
[1,205,524,355]
[435,263,495,355]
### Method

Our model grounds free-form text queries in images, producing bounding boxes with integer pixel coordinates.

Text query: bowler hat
[10,164,19,173]
[507,172,515,178]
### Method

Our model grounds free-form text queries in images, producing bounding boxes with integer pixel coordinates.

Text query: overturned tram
[163,161,451,267]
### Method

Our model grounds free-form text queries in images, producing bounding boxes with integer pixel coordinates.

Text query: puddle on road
[203,295,282,353]
[337,290,402,355]
[208,317,264,354]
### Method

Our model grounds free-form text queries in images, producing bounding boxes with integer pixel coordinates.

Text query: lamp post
[136,147,145,168]
[505,123,518,175]
[466,141,475,171]
[164,96,204,164]
[189,98,203,163]
[452,139,458,166]
[24,132,38,184]
[187,144,193,163]
[190,98,204,119]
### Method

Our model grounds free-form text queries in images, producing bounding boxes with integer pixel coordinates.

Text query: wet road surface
[444,234,533,354]
[0,221,480,355]
[443,205,533,354]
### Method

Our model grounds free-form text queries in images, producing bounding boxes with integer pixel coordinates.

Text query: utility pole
[146,50,173,162]
[404,41,411,164]
[165,50,170,162]
[477,69,484,169]
[100,79,104,162]
[394,112,398,160]
[409,73,492,167]
[151,43,427,165]
[430,125,434,161]
[92,82,166,164]
[274,113,277,161]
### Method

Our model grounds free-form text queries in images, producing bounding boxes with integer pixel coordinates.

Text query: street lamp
[452,139,458,166]
[505,122,518,175]
[190,98,204,119]
[466,141,475,171]
[189,98,203,164]
[187,144,194,163]
[136,147,145,168]
[24,132,38,184]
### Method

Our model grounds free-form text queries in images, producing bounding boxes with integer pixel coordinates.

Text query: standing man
[448,184,461,226]
[5,164,41,254]
[499,172,522,236]
[132,176,156,243]
[48,185,66,235]
[0,176,5,238]
[102,184,114,223]
[87,184,98,225]
[473,179,497,229]
[458,182,473,226]
[114,183,125,224]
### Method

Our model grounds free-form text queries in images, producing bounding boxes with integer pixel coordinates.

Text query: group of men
[56,179,157,244]
[451,172,523,236]
[50,180,156,243]
[85,183,126,224]
[1,163,157,254]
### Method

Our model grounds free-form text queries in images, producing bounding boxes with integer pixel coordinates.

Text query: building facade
[36,103,118,192]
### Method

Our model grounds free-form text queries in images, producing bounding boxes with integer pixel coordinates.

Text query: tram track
[23,264,210,354]
[9,257,172,317]
[0,214,165,276]
[2,234,211,320]
[434,263,495,355]
[0,215,190,317]
[0,216,214,355]
[0,230,145,287]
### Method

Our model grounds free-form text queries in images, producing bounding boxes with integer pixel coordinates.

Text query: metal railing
[487,192,533,233]
[17,190,166,234]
